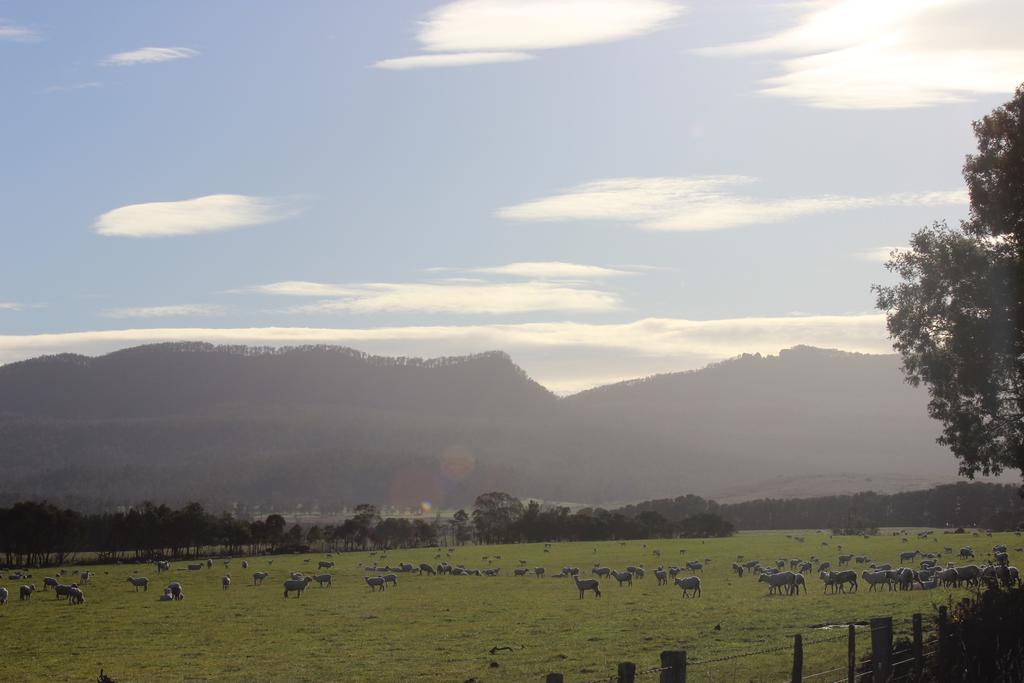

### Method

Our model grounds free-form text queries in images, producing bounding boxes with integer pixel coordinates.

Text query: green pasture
[1,529,1018,682]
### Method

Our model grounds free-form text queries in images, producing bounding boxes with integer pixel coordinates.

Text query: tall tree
[876,83,1024,480]
[472,491,523,544]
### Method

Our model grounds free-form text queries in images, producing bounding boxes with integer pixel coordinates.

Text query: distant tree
[472,492,523,544]
[876,83,1024,480]
[264,514,287,548]
[451,509,471,545]
[285,523,304,546]
[306,525,324,550]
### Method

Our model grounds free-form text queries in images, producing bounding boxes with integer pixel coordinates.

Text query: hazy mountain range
[0,343,961,511]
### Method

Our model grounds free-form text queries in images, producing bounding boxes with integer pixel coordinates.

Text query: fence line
[542,609,954,682]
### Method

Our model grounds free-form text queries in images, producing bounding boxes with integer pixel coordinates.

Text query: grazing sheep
[54,583,75,600]
[959,547,975,559]
[837,554,853,566]
[513,566,529,577]
[482,568,500,577]
[241,560,249,570]
[799,562,812,574]
[284,576,314,597]
[534,567,545,579]
[954,565,981,587]
[655,568,668,585]
[573,576,601,599]
[127,576,149,592]
[159,588,174,602]
[290,572,305,581]
[899,550,920,564]
[674,576,701,597]
[43,577,59,591]
[383,573,398,587]
[318,560,335,570]
[364,576,386,592]
[895,568,915,590]
[591,566,611,578]
[633,567,645,579]
[821,570,857,594]
[0,587,8,605]
[20,584,36,600]
[187,563,203,571]
[156,561,170,573]
[313,574,332,588]
[419,563,436,575]
[222,575,231,590]
[68,586,85,604]
[686,561,704,573]
[79,571,94,584]
[759,571,797,596]
[861,570,893,592]
[206,559,213,569]
[253,571,269,585]
[817,561,831,572]
[166,582,184,600]
[994,552,1009,565]
[611,570,633,587]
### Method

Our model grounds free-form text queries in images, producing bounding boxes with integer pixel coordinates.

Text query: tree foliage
[876,83,1024,478]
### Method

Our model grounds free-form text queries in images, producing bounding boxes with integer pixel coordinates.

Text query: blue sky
[2,0,1022,392]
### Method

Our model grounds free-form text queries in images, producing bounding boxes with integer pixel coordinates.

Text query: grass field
[2,529,1018,682]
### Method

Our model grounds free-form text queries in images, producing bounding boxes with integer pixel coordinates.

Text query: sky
[2,0,1022,394]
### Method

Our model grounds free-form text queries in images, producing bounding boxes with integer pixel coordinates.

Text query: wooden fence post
[660,650,686,683]
[912,613,923,677]
[792,634,803,683]
[870,617,893,682]
[937,605,950,682]
[545,674,564,683]
[617,662,636,683]
[847,624,856,683]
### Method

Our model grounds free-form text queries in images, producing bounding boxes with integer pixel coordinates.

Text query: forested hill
[0,342,956,511]
[620,482,1024,531]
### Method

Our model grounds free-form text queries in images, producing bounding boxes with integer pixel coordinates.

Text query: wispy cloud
[41,82,103,94]
[374,0,683,69]
[856,246,909,263]
[94,194,295,238]
[100,304,225,319]
[0,20,38,42]
[432,261,634,279]
[102,47,199,67]
[0,313,889,390]
[499,176,968,231]
[697,0,1024,108]
[374,51,533,70]
[0,302,23,311]
[250,280,620,315]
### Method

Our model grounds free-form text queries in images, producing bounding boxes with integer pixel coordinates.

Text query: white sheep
[673,576,701,597]
[318,560,334,570]
[419,563,436,575]
[611,570,632,587]
[899,550,920,564]
[654,568,668,585]
[513,567,528,576]
[68,586,85,604]
[759,571,797,595]
[253,571,269,585]
[126,576,149,592]
[222,575,231,590]
[860,570,893,591]
[313,574,332,588]
[364,576,386,592]
[79,571,94,583]
[573,576,601,599]
[383,573,398,587]
[0,587,8,605]
[591,566,611,578]
[534,567,545,578]
[166,582,184,600]
[283,576,314,597]
[242,560,249,570]
[43,577,59,591]
[20,584,36,600]
[156,561,170,572]
[187,563,203,571]
[686,561,704,573]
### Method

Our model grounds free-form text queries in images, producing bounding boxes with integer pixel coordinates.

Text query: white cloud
[0,313,889,391]
[41,82,103,94]
[100,304,225,319]
[434,261,633,279]
[374,51,533,70]
[102,47,199,67]
[499,176,968,231]
[698,0,1024,108]
[376,0,683,69]
[856,246,909,263]
[251,280,620,314]
[0,21,37,41]
[0,303,23,311]
[94,194,294,238]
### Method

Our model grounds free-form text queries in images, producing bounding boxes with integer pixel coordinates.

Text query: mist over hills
[0,343,956,511]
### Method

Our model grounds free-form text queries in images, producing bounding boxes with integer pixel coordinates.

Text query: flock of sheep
[0,533,1019,611]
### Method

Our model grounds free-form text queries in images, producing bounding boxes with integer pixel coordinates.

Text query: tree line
[0,493,734,566]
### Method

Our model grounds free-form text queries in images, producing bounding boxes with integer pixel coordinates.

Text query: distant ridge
[0,343,953,510]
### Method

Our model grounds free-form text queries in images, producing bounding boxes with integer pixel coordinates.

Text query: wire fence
[543,610,964,682]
